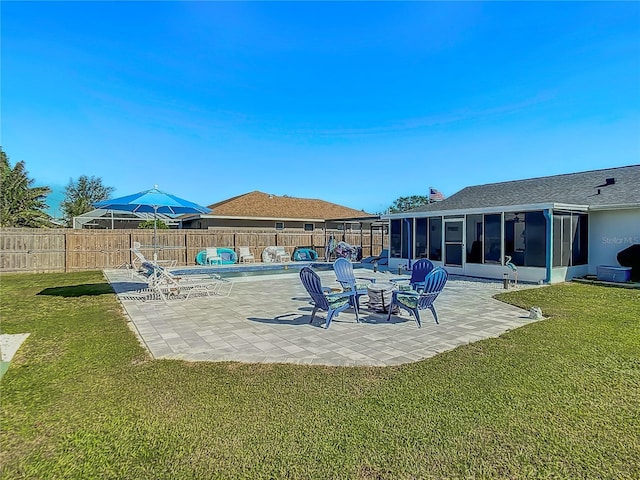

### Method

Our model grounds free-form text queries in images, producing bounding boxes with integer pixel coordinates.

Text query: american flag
[429,187,445,202]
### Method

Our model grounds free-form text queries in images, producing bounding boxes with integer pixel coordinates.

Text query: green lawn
[1,272,638,479]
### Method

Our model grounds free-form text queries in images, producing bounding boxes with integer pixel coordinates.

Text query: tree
[138,219,169,230]
[0,147,52,227]
[387,195,431,213]
[61,175,114,227]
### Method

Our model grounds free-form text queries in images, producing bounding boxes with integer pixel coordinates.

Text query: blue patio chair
[389,258,435,293]
[387,267,448,327]
[299,266,358,329]
[333,257,376,314]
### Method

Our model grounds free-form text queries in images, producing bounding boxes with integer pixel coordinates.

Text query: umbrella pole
[153,206,158,262]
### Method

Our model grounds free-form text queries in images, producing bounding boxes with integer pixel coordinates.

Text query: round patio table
[367,282,399,314]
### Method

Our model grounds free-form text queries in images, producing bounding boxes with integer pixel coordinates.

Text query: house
[382,165,640,284]
[181,191,376,232]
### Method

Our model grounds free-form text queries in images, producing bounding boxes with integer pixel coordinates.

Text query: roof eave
[381,202,591,219]
[182,214,328,222]
[589,203,640,211]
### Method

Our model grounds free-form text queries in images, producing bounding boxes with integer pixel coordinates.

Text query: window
[572,215,588,265]
[390,219,402,258]
[275,222,284,230]
[484,214,502,264]
[553,212,588,267]
[304,223,314,232]
[416,218,428,258]
[504,211,546,267]
[428,217,442,261]
[466,214,483,264]
[401,219,410,258]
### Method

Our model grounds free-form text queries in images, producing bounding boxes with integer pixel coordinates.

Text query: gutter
[180,214,326,222]
[381,203,558,219]
[403,218,412,270]
[544,209,552,284]
[588,203,640,211]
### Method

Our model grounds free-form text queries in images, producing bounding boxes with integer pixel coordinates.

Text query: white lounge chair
[131,262,232,303]
[238,246,255,263]
[131,241,176,271]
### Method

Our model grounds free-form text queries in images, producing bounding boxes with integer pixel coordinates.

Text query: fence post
[64,231,70,272]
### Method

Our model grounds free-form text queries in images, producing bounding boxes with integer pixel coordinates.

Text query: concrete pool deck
[104,268,541,367]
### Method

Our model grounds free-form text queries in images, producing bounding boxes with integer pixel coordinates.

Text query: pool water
[171,262,338,279]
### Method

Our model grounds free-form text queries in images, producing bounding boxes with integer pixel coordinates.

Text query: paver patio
[104,268,539,367]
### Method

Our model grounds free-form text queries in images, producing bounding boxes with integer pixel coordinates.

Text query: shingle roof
[206,191,373,220]
[409,165,640,213]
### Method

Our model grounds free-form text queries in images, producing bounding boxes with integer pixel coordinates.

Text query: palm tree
[0,147,52,227]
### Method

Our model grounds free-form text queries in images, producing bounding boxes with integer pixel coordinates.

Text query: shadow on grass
[37,283,115,297]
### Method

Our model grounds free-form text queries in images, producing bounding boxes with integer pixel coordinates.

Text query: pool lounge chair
[361,249,389,266]
[132,262,233,302]
[130,242,177,270]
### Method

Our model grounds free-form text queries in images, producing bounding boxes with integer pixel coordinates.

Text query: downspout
[544,209,552,284]
[403,218,412,271]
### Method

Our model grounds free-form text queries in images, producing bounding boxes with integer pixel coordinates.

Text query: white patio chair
[275,246,291,262]
[238,246,255,263]
[205,247,222,265]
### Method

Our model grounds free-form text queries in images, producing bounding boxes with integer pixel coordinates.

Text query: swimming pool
[171,262,339,279]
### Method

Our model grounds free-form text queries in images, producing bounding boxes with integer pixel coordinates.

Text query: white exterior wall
[464,264,547,284]
[388,258,548,284]
[589,209,640,274]
[549,265,590,283]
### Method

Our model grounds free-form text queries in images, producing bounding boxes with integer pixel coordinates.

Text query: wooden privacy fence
[0,228,387,273]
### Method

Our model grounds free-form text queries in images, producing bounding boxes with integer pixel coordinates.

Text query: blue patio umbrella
[94,185,211,260]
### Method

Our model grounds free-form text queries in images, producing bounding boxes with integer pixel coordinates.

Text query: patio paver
[104,268,540,367]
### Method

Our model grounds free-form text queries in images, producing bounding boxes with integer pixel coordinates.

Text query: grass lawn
[1,271,639,479]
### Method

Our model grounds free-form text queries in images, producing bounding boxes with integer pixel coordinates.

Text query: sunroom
[385,203,589,284]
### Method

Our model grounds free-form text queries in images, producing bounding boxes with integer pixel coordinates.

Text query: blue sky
[2,2,639,217]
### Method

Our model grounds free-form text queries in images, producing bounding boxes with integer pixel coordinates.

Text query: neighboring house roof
[407,165,640,213]
[202,191,373,220]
